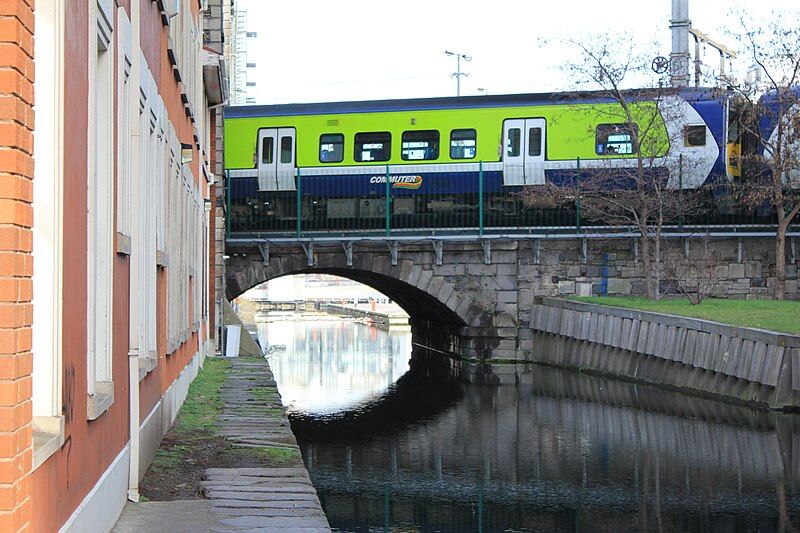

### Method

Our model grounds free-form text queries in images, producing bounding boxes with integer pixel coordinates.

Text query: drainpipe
[127,0,142,502]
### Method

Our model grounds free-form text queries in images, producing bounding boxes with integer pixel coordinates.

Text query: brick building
[0,1,226,530]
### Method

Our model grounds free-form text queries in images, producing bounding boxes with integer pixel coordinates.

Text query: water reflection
[277,319,800,532]
[259,314,411,415]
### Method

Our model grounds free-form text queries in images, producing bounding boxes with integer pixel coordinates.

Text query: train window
[507,128,521,157]
[401,130,439,160]
[450,129,476,159]
[528,127,542,156]
[280,136,292,164]
[596,123,637,155]
[319,133,344,163]
[684,125,706,147]
[261,137,274,164]
[355,132,391,162]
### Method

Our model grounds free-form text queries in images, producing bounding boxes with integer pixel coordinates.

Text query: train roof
[224,87,726,119]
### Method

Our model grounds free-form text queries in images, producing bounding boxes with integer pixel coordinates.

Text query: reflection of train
[223,89,773,230]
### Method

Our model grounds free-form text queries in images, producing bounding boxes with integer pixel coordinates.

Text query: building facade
[0,0,226,530]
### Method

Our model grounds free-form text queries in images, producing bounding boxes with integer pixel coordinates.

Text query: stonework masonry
[227,236,799,363]
[0,1,34,530]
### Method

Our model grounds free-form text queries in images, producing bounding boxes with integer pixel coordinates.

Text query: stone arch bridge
[225,234,797,362]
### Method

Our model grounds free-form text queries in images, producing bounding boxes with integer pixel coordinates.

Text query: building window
[596,123,637,155]
[528,127,543,157]
[401,130,439,161]
[32,0,66,467]
[355,132,391,162]
[684,125,706,147]
[86,1,115,419]
[450,129,476,159]
[507,128,521,157]
[319,133,344,163]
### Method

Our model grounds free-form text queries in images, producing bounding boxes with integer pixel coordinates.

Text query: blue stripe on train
[228,166,676,198]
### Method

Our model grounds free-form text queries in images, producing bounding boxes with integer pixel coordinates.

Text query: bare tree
[524,38,707,300]
[730,13,800,300]
[664,237,720,305]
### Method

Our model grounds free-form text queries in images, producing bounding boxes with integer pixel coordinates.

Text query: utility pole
[445,50,471,96]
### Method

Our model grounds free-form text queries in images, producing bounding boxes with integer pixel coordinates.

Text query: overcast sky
[238,0,798,105]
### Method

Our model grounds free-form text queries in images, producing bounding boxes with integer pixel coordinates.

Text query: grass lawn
[571,296,800,335]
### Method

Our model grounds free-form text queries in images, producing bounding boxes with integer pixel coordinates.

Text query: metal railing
[225,162,784,241]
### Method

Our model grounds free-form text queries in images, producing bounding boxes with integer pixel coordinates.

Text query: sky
[238,0,799,105]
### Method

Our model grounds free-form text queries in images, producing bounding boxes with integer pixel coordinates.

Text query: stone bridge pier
[225,236,798,366]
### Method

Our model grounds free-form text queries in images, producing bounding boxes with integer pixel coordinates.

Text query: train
[223,88,765,232]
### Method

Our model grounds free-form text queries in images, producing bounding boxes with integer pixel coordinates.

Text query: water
[260,315,800,532]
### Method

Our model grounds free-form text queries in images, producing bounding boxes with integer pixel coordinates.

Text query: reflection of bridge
[294,362,799,530]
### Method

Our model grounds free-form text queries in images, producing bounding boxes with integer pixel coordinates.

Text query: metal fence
[225,163,783,240]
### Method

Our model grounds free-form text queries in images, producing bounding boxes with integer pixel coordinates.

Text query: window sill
[87,381,114,420]
[156,249,169,267]
[137,351,157,381]
[117,232,132,255]
[32,416,65,470]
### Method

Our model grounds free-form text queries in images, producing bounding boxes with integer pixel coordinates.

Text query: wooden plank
[734,340,753,380]
[637,322,650,353]
[748,341,768,384]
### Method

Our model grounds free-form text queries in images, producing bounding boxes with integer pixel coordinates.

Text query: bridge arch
[225,241,519,358]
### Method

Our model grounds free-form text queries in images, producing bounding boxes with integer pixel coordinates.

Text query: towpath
[113,357,330,532]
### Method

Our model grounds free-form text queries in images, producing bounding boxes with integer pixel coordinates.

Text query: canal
[256,313,800,532]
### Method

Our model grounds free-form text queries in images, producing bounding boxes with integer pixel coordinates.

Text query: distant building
[229,5,259,105]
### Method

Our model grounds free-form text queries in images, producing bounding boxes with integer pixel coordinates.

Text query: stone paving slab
[112,500,218,533]
[204,358,330,531]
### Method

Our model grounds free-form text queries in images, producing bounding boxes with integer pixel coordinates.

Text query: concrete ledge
[530,298,800,409]
[116,232,132,255]
[32,415,65,470]
[539,297,800,348]
[59,444,130,533]
[87,381,115,420]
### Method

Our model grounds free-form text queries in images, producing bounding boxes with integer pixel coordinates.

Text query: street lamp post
[445,50,471,97]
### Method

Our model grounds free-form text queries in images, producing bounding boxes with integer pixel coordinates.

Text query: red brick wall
[0,1,34,531]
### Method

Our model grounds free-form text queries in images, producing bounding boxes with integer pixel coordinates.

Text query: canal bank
[526,298,800,410]
[113,356,330,532]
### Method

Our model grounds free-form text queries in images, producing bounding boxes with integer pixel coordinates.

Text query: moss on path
[139,356,302,501]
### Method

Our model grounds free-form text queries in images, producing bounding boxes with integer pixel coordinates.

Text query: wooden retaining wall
[529,298,800,409]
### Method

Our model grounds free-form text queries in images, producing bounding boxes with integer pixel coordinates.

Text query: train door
[503,119,525,185]
[524,118,546,185]
[257,127,296,191]
[502,118,546,185]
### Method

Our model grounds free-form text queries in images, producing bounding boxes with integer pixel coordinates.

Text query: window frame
[449,128,477,160]
[528,127,543,157]
[354,131,392,163]
[261,136,274,165]
[684,124,707,147]
[401,130,440,161]
[595,123,638,156]
[279,135,293,164]
[507,127,521,157]
[319,133,344,163]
